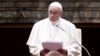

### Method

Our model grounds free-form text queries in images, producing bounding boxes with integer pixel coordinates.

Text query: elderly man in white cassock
[26,1,81,56]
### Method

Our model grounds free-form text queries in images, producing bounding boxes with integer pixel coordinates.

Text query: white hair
[49,2,63,11]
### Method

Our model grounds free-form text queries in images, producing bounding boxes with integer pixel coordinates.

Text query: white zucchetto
[49,2,63,11]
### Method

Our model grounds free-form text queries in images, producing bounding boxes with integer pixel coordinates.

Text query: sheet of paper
[42,42,63,51]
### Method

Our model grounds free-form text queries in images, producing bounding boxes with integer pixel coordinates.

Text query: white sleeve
[68,25,81,56]
[29,46,41,56]
[68,44,81,56]
[26,23,39,46]
[26,23,42,56]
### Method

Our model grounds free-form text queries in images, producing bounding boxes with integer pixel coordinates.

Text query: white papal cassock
[26,17,81,56]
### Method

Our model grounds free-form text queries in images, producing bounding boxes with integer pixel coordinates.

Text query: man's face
[48,6,62,22]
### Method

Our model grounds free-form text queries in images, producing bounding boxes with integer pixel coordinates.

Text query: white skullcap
[49,2,62,11]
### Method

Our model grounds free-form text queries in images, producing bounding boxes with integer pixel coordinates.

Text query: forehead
[48,6,61,12]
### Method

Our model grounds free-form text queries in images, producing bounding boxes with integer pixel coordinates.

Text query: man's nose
[51,14,54,17]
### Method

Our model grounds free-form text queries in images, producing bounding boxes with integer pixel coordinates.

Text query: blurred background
[0,0,100,23]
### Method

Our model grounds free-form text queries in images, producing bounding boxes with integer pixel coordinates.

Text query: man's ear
[60,11,63,17]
